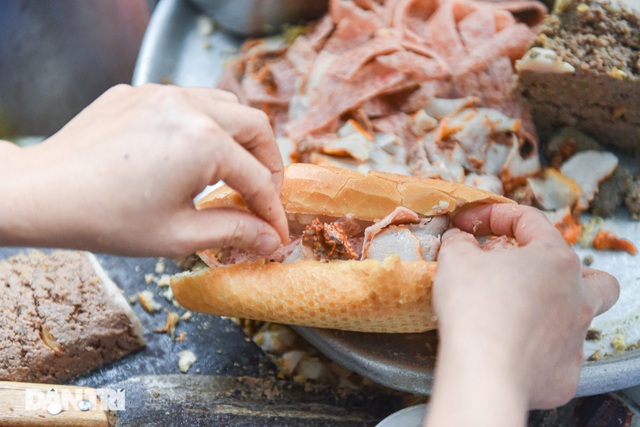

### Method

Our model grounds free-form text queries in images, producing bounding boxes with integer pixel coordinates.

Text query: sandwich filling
[200,207,449,267]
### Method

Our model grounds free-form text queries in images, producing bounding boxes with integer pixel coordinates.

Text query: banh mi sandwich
[170,164,513,333]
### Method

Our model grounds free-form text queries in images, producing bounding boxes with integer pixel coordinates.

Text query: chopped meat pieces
[302,218,360,261]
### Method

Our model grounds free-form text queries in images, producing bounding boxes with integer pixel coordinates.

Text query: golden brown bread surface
[172,256,437,333]
[197,163,512,221]
[173,164,514,333]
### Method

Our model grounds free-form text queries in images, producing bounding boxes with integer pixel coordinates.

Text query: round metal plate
[133,0,640,397]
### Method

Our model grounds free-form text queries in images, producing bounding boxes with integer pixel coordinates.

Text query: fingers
[439,228,481,260]
[178,207,283,255]
[211,103,284,193]
[441,228,480,247]
[452,204,565,247]
[207,88,241,103]
[214,131,289,243]
[183,88,285,193]
[582,267,620,316]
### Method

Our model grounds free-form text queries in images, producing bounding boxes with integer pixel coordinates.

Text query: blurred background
[0,0,154,139]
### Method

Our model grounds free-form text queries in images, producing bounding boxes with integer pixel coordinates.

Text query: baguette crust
[173,164,514,333]
[198,164,512,221]
[171,256,438,333]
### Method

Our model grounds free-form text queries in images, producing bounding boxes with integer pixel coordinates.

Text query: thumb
[437,228,481,265]
[582,267,620,316]
[440,228,480,253]
[179,207,283,255]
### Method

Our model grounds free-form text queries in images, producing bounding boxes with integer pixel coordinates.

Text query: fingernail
[256,233,280,254]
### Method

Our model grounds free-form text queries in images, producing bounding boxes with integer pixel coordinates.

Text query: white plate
[376,404,428,427]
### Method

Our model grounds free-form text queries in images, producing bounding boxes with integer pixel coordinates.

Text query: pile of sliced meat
[218,0,548,199]
[216,0,637,253]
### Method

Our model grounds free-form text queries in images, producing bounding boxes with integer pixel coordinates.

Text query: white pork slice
[407,223,446,261]
[362,208,448,262]
[364,226,424,262]
[465,173,504,195]
[362,206,421,246]
[322,132,373,162]
[449,108,521,173]
[422,134,467,182]
[502,135,542,186]
[281,237,316,264]
[527,168,581,211]
[422,97,479,120]
[560,150,619,211]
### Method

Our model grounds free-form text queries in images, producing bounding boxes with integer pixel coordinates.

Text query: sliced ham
[422,0,476,60]
[324,2,383,54]
[285,36,319,75]
[391,0,440,39]
[328,36,404,81]
[361,96,398,118]
[219,0,547,199]
[458,6,498,50]
[451,22,536,76]
[306,15,335,51]
[376,50,450,81]
[287,61,413,140]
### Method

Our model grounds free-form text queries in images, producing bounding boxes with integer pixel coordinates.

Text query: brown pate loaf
[517,0,640,154]
[0,250,144,382]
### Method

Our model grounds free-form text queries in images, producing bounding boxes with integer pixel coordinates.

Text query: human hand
[5,84,289,257]
[425,204,619,427]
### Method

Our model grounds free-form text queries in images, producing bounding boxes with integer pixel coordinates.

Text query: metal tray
[133,0,640,396]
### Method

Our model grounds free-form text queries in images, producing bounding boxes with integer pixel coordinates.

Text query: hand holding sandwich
[0,84,288,257]
[425,204,620,427]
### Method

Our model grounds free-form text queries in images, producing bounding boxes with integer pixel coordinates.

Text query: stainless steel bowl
[188,0,328,37]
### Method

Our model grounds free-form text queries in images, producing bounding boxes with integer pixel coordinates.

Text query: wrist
[0,141,79,248]
[0,142,37,245]
[424,329,529,427]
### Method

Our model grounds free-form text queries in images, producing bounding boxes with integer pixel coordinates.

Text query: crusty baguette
[197,163,512,221]
[172,256,437,333]
[172,164,514,333]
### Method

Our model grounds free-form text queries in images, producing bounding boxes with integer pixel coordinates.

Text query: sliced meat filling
[201,208,449,268]
[300,209,448,263]
[361,208,449,261]
[301,218,361,261]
